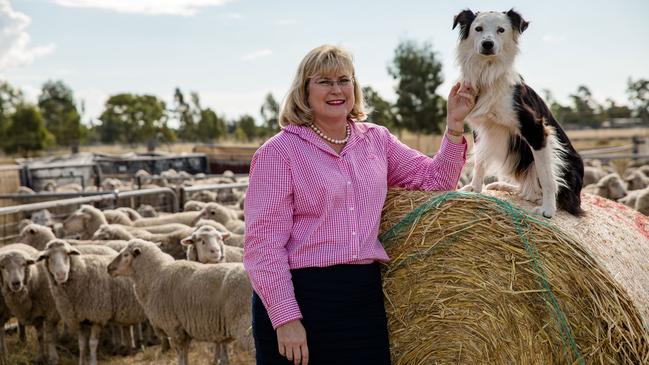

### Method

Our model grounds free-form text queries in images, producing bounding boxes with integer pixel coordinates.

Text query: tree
[569,85,600,127]
[234,114,257,142]
[601,98,632,120]
[3,103,54,156]
[260,93,280,138]
[38,80,82,149]
[627,78,649,122]
[0,81,24,148]
[173,88,198,140]
[98,93,175,148]
[388,39,446,135]
[362,86,398,131]
[196,107,227,142]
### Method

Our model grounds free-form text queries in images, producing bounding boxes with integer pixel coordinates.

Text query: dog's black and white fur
[453,9,584,218]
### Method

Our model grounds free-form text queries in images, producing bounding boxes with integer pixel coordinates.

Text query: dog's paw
[485,182,518,192]
[519,192,542,204]
[460,185,476,192]
[531,205,555,218]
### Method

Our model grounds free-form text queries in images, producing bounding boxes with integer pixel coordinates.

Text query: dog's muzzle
[480,40,495,55]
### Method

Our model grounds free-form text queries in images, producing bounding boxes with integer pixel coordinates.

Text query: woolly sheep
[193,220,244,248]
[180,226,243,264]
[107,240,253,365]
[19,223,127,252]
[132,211,200,228]
[183,200,206,211]
[92,225,193,260]
[619,186,649,215]
[0,244,60,364]
[116,207,143,221]
[191,202,245,234]
[38,240,147,365]
[583,173,627,201]
[583,166,607,187]
[624,169,649,191]
[136,205,158,218]
[63,205,108,239]
[104,209,134,226]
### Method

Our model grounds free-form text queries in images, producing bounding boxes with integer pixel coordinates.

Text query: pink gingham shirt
[243,121,467,329]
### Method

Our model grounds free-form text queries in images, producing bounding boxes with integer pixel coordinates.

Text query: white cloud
[0,0,56,72]
[241,49,272,61]
[223,12,241,19]
[52,0,232,16]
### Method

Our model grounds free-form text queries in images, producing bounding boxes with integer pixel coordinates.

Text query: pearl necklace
[309,123,350,145]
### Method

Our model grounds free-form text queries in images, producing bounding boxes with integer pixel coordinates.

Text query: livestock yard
[0,128,648,365]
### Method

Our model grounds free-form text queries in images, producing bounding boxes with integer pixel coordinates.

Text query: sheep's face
[181,226,230,264]
[604,178,627,200]
[194,204,230,225]
[625,171,649,191]
[38,242,80,285]
[107,248,136,277]
[0,252,34,293]
[19,224,50,248]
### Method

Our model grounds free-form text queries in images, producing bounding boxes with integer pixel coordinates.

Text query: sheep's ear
[132,248,141,257]
[37,253,49,262]
[29,227,37,235]
[180,236,194,247]
[25,259,36,266]
[69,248,81,256]
[453,9,475,40]
[221,231,231,240]
[506,9,529,33]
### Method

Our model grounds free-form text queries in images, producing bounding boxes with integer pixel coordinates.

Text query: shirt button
[349,207,354,211]
[352,255,358,259]
[347,181,351,185]
[352,231,356,236]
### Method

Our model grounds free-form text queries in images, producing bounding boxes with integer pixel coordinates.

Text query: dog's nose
[482,41,494,50]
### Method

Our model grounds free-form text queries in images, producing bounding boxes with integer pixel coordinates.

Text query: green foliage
[97,93,175,146]
[388,39,446,134]
[3,104,54,156]
[260,93,280,137]
[362,86,398,131]
[627,78,649,122]
[0,81,24,147]
[234,114,257,141]
[196,107,227,142]
[38,80,82,148]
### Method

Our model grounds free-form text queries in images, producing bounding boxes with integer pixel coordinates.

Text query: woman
[244,44,476,365]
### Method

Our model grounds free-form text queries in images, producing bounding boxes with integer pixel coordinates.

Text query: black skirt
[252,263,392,365]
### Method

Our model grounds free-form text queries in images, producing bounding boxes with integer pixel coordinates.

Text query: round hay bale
[379,190,649,365]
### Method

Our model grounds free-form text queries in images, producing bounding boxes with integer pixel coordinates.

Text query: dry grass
[379,189,649,365]
[3,326,255,365]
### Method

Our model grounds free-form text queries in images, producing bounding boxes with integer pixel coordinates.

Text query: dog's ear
[453,9,476,40]
[506,9,529,33]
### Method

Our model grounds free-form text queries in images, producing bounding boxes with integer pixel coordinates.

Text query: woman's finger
[278,343,286,357]
[286,346,294,361]
[301,344,310,365]
[293,346,301,365]
[449,82,461,96]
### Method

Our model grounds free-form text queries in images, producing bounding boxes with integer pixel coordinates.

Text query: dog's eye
[497,27,505,34]
[475,26,483,32]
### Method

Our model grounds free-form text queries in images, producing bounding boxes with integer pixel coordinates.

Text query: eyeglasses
[312,77,354,89]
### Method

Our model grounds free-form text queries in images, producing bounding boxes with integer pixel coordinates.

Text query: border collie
[453,9,584,218]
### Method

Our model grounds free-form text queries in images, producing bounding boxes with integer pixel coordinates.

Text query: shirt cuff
[439,133,468,162]
[266,297,303,329]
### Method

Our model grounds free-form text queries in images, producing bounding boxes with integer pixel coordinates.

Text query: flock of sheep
[1,171,251,365]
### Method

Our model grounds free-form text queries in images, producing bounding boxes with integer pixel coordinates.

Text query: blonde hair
[279,45,367,127]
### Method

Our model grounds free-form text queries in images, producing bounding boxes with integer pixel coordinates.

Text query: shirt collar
[282,120,368,156]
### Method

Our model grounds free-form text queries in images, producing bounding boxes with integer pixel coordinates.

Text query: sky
[1,0,648,125]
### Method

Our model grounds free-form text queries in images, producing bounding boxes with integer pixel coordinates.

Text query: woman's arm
[244,145,302,329]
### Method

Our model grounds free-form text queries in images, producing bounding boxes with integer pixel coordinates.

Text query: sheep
[180,226,243,264]
[183,200,206,212]
[582,173,627,201]
[136,205,158,218]
[103,209,134,226]
[107,239,253,365]
[92,225,193,260]
[19,223,127,252]
[192,202,245,234]
[0,244,60,364]
[193,220,244,248]
[17,186,35,194]
[37,240,147,365]
[63,205,109,239]
[583,166,607,187]
[132,211,200,228]
[189,190,217,203]
[116,207,143,221]
[624,169,649,191]
[619,186,649,215]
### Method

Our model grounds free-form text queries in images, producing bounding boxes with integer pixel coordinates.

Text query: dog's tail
[558,186,585,217]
